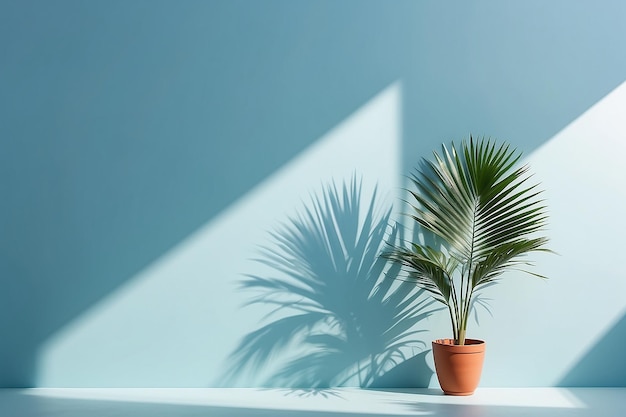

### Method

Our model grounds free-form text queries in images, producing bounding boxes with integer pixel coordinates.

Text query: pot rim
[432,338,485,346]
[432,339,486,354]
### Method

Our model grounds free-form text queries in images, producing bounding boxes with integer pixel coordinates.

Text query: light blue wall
[1,0,625,387]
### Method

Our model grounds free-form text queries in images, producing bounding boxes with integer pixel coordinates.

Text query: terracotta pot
[432,338,485,395]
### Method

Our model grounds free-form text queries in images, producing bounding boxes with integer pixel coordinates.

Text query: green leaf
[387,137,552,342]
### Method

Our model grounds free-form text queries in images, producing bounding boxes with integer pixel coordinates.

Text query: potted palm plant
[387,136,551,395]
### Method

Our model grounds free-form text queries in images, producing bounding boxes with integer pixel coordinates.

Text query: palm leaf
[387,136,551,344]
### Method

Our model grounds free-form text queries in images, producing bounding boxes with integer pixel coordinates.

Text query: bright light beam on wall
[472,80,626,387]
[38,82,403,387]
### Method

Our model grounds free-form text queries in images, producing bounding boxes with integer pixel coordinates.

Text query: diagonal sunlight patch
[37,82,403,387]
[472,80,626,387]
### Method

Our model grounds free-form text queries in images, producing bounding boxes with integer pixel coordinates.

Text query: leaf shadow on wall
[220,177,440,388]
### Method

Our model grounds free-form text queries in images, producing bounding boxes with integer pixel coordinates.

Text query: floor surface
[0,388,624,416]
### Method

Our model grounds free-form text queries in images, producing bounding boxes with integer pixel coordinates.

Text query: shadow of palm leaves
[222,177,440,388]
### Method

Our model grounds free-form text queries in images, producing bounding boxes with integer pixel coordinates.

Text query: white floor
[0,388,624,417]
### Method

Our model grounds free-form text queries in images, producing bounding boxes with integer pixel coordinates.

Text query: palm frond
[387,136,551,344]
[385,246,454,305]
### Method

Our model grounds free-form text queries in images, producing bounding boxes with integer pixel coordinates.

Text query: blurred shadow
[221,177,440,388]
[0,390,397,417]
[368,351,432,389]
[3,388,624,417]
[383,388,624,417]
[267,388,344,399]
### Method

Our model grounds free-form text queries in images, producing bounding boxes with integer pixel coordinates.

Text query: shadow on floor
[2,388,624,417]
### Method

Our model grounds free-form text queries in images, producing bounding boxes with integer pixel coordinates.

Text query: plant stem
[460,277,471,345]
[447,303,458,342]
[459,198,479,345]
[459,265,465,343]
[456,264,469,345]
[449,273,460,340]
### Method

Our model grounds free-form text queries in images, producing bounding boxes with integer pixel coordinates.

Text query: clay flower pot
[432,339,486,395]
